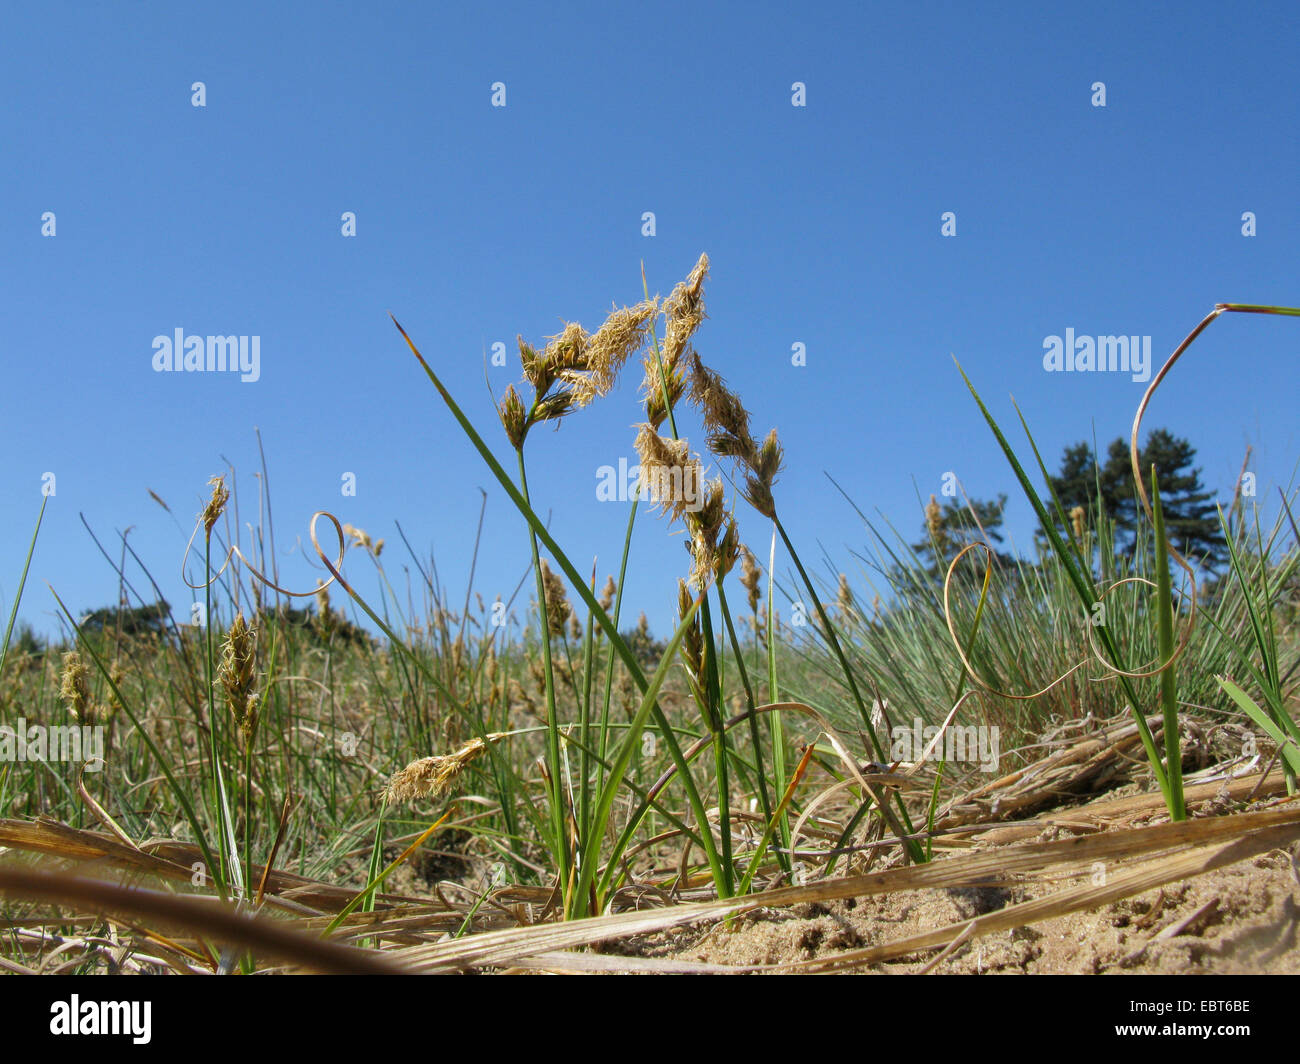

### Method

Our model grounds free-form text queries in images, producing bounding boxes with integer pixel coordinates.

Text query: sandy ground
[608,821,1300,973]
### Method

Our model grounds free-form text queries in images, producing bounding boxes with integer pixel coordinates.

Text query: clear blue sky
[3,1,1297,641]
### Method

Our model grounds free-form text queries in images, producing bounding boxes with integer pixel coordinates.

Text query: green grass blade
[0,496,47,682]
[1217,676,1300,776]
[1151,468,1185,821]
[587,592,711,905]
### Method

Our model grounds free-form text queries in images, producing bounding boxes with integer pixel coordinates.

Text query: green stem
[516,451,571,900]
[773,515,925,863]
[715,581,784,876]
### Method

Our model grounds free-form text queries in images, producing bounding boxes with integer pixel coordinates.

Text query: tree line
[913,427,1234,577]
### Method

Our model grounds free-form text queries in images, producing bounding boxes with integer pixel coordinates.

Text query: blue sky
[2,0,1297,641]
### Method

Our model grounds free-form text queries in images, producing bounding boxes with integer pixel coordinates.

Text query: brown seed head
[662,253,709,366]
[740,546,762,613]
[508,677,537,715]
[634,424,705,523]
[684,478,731,589]
[677,578,704,676]
[739,429,783,520]
[201,475,229,535]
[688,353,755,464]
[315,581,332,630]
[498,383,528,449]
[713,516,741,582]
[343,523,383,557]
[538,559,572,637]
[519,336,549,391]
[106,659,125,720]
[836,573,856,620]
[531,390,578,426]
[1069,505,1086,542]
[641,353,687,431]
[543,321,591,372]
[218,613,259,749]
[562,301,657,408]
[926,494,944,539]
[383,734,506,805]
[59,651,93,724]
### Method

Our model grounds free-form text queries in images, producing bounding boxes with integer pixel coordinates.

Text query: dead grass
[2,736,1296,973]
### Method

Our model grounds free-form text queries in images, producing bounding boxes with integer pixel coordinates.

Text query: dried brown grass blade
[0,864,412,975]
[0,818,432,913]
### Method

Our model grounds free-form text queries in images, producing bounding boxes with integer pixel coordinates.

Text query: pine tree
[1045,429,1226,569]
